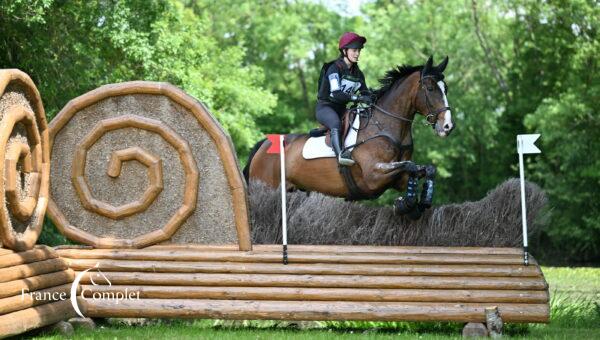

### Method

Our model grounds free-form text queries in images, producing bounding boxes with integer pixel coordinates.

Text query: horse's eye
[427,87,434,91]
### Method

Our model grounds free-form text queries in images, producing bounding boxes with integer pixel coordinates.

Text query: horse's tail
[243,138,266,184]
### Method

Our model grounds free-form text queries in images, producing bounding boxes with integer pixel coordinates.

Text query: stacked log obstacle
[0,245,76,338]
[57,244,549,323]
[48,81,250,249]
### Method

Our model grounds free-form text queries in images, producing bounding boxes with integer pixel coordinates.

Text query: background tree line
[1,0,597,264]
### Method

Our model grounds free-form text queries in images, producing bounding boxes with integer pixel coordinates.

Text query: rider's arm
[326,65,352,104]
[355,71,373,104]
[358,72,370,95]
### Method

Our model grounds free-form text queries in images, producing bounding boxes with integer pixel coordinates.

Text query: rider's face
[346,48,361,63]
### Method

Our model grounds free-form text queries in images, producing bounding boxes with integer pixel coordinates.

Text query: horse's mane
[373,64,423,101]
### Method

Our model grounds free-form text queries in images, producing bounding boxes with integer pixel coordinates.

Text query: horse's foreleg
[417,165,436,210]
[391,164,436,219]
[393,174,419,216]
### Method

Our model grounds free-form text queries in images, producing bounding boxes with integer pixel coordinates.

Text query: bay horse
[244,56,453,218]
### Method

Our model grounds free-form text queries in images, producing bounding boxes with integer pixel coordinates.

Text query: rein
[344,72,450,155]
[370,73,452,126]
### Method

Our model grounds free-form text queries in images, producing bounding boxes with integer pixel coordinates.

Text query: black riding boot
[331,128,354,166]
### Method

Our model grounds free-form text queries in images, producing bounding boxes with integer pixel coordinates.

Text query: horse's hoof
[407,207,423,220]
[393,196,416,216]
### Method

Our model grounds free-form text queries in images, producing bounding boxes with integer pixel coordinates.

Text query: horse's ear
[423,55,434,74]
[436,56,449,73]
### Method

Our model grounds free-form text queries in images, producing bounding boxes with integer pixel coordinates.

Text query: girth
[339,132,413,201]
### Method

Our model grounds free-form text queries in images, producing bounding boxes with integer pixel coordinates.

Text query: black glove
[358,93,373,104]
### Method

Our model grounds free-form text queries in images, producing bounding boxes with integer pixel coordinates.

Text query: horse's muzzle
[435,121,454,137]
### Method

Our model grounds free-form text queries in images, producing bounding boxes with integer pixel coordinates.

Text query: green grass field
[28,267,599,339]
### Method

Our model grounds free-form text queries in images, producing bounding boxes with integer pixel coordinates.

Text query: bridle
[344,71,452,157]
[418,74,452,127]
[371,72,451,127]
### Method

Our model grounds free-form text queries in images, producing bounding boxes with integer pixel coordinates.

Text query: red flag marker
[264,134,288,265]
[266,134,284,154]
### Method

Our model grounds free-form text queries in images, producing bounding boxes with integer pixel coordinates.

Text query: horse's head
[414,56,453,137]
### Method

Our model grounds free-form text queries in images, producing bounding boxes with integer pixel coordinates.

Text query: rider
[316,32,372,166]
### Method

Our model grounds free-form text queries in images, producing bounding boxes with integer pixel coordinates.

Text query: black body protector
[317,57,368,108]
[316,58,369,167]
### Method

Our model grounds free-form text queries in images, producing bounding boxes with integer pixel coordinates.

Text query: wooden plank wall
[58,244,550,323]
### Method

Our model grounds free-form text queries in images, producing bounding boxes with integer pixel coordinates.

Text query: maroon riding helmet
[338,32,367,50]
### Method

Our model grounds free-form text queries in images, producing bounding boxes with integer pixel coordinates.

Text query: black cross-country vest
[317,58,367,106]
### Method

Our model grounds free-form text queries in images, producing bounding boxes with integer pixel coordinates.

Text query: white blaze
[437,81,452,129]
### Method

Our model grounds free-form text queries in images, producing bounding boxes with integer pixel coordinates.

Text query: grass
[26,267,600,339]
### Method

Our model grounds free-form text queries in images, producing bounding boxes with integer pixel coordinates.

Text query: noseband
[418,74,452,127]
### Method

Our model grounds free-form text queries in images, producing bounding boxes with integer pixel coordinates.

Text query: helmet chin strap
[342,49,356,65]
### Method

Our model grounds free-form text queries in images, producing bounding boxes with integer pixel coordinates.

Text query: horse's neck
[366,73,419,145]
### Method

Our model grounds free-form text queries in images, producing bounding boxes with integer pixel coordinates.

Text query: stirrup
[338,151,355,166]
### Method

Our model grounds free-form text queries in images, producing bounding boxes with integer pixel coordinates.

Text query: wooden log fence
[58,244,550,323]
[0,246,76,339]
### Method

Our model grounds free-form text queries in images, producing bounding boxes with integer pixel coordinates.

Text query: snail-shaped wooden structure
[48,82,250,249]
[0,71,74,338]
[0,70,50,251]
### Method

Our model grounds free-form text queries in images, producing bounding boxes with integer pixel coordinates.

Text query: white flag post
[279,135,288,265]
[517,134,541,266]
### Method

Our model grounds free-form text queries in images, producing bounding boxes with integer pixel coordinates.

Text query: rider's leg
[332,128,355,166]
[316,103,354,166]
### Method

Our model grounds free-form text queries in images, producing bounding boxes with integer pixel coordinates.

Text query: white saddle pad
[302,114,360,160]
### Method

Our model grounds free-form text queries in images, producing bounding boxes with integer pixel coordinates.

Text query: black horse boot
[331,128,354,166]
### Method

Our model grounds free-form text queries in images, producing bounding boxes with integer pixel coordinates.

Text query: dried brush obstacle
[250,178,548,247]
[57,244,549,323]
[0,245,76,338]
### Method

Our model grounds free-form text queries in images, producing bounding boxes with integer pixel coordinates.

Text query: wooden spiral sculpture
[48,82,251,249]
[0,70,50,251]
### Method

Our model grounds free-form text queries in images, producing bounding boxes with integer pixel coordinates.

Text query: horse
[244,56,453,218]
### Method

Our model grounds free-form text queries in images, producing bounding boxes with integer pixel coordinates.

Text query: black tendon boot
[418,165,436,212]
[394,176,418,215]
[331,128,354,166]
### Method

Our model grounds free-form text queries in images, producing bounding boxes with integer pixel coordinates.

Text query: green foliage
[184,0,356,133]
[0,0,275,156]
[541,267,600,329]
[36,218,70,247]
[355,0,599,263]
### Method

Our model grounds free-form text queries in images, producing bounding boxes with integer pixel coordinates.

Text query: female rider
[316,32,372,166]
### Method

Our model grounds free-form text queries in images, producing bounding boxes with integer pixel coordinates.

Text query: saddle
[308,108,369,201]
[309,109,357,147]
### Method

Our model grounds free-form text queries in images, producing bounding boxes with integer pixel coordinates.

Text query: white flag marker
[279,135,288,265]
[517,134,541,266]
